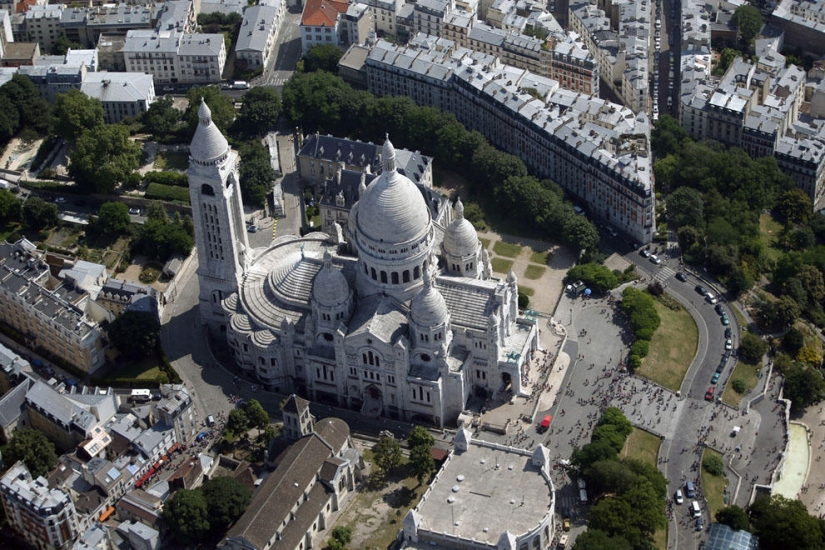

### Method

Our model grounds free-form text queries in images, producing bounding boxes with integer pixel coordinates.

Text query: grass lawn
[493,240,522,258]
[620,429,666,549]
[520,285,535,296]
[620,428,661,466]
[637,296,699,391]
[524,264,546,280]
[491,257,514,274]
[722,360,760,407]
[480,237,491,250]
[530,250,550,265]
[701,448,729,519]
[154,151,189,170]
[759,212,784,263]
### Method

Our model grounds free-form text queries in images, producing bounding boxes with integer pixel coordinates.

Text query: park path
[478,230,576,314]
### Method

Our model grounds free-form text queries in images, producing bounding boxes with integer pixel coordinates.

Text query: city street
[256,6,303,89]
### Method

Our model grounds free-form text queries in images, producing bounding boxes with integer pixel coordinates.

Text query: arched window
[413,266,420,279]
[371,267,377,280]
[364,263,369,275]
[201,184,215,196]
[403,270,410,283]
[380,271,388,283]
[391,272,399,284]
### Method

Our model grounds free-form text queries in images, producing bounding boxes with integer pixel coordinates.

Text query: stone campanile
[187,99,249,334]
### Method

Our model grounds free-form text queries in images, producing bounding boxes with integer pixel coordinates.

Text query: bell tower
[187,99,249,334]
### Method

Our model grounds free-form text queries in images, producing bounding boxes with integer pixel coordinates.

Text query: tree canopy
[238,139,276,207]
[200,476,252,533]
[739,331,768,363]
[373,436,402,474]
[748,494,825,550]
[733,5,764,44]
[236,87,282,137]
[5,428,59,478]
[566,263,618,292]
[95,202,131,235]
[132,204,194,260]
[0,189,22,224]
[244,399,270,430]
[22,197,58,229]
[53,89,105,141]
[163,488,211,543]
[303,44,343,74]
[69,124,142,192]
[0,75,50,143]
[107,311,160,359]
[141,96,182,138]
[716,505,751,532]
[185,86,236,136]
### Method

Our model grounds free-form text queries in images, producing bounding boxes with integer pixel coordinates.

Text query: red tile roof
[301,0,349,27]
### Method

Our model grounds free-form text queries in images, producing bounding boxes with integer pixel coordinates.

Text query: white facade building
[123,29,226,84]
[189,103,539,428]
[80,72,155,123]
[235,3,284,70]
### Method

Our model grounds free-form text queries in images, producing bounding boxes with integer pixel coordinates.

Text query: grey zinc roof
[236,4,279,53]
[347,294,409,343]
[436,275,500,330]
[81,73,154,104]
[0,377,35,431]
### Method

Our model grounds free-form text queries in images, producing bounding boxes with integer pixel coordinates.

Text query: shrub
[647,281,664,295]
[144,171,189,187]
[628,355,642,371]
[517,288,530,309]
[145,183,190,203]
[630,340,650,358]
[703,454,725,476]
[731,378,747,394]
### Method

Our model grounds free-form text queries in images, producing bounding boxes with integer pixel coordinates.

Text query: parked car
[715,304,725,315]
[711,372,720,385]
[725,339,733,350]
[247,224,258,233]
[695,285,707,296]
[675,272,687,282]
[721,315,730,325]
[725,327,733,338]
[705,387,715,401]
[129,207,141,215]
[696,518,704,531]
[674,489,684,504]
[640,249,651,258]
[563,518,571,531]
[649,254,662,265]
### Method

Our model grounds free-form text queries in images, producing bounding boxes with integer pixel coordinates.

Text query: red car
[705,387,715,401]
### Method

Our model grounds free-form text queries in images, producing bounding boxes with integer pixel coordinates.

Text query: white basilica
[187,100,539,427]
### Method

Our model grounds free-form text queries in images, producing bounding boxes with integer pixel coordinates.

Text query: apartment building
[0,239,105,374]
[80,71,155,123]
[24,4,62,54]
[123,29,225,84]
[59,5,155,49]
[354,0,403,37]
[0,462,80,550]
[235,3,283,70]
[363,38,656,243]
[0,9,13,61]
[772,0,825,56]
[414,0,455,38]
[300,0,349,54]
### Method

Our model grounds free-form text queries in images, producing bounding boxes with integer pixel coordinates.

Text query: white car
[649,254,662,265]
[725,339,733,350]
[129,207,141,215]
[675,489,684,505]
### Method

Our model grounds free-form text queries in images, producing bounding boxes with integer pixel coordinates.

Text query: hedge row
[145,183,190,204]
[143,171,188,187]
[620,286,661,371]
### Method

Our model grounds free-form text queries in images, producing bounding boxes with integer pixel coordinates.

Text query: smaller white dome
[410,271,449,327]
[507,270,517,284]
[312,252,350,308]
[443,198,479,258]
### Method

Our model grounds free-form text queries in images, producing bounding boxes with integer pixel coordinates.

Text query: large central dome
[356,138,430,244]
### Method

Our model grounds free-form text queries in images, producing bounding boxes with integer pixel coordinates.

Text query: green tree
[53,89,105,140]
[566,263,618,292]
[748,494,825,550]
[563,215,600,253]
[703,454,725,476]
[0,189,21,223]
[572,440,618,472]
[667,187,705,230]
[591,424,627,452]
[797,346,822,366]
[304,44,343,74]
[141,96,182,138]
[200,476,252,533]
[716,505,751,532]
[69,124,142,192]
[244,399,270,430]
[775,295,802,328]
[238,139,276,206]
[777,188,813,226]
[733,5,764,44]
[22,197,58,229]
[409,443,435,485]
[715,48,740,75]
[133,207,194,260]
[784,363,825,410]
[282,71,352,133]
[651,114,687,159]
[236,87,282,137]
[600,407,633,438]
[587,498,646,548]
[782,327,805,355]
[52,34,82,55]
[185,86,236,136]
[226,408,249,437]
[373,436,402,474]
[108,311,161,359]
[739,332,768,363]
[5,428,58,477]
[1,75,51,136]
[732,378,747,394]
[407,426,434,450]
[163,488,210,543]
[572,529,632,550]
[96,202,131,235]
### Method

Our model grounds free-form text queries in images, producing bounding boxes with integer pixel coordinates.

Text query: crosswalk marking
[272,219,277,240]
[654,265,676,283]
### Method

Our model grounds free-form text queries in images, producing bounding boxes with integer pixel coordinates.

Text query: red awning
[134,466,157,488]
[168,442,181,454]
[541,415,552,428]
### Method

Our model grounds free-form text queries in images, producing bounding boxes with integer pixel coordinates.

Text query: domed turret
[312,251,350,308]
[443,198,479,258]
[189,99,230,165]
[355,137,430,245]
[410,271,448,327]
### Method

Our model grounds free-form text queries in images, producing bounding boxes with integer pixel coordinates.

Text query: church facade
[188,100,539,427]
